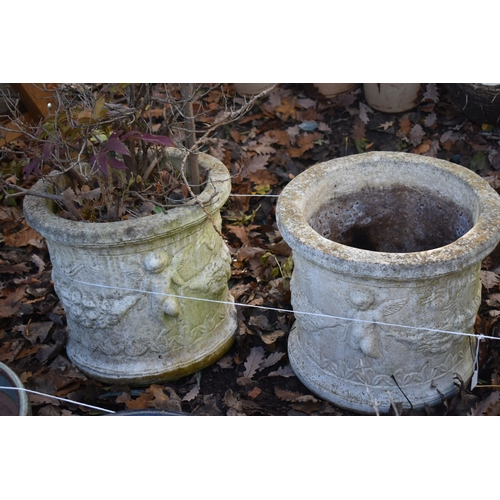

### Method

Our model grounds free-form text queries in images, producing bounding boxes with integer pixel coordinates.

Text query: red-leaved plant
[1,83,276,222]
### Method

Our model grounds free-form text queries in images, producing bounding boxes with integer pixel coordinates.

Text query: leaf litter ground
[2,83,500,416]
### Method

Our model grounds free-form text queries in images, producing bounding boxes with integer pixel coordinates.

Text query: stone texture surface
[23,149,237,385]
[277,151,500,413]
[363,83,422,113]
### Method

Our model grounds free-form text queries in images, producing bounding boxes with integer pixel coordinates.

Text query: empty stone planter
[277,151,500,413]
[23,149,237,386]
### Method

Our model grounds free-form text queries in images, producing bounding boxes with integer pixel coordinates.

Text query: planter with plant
[1,84,270,385]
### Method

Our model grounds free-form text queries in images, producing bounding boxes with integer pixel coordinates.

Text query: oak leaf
[3,226,43,247]
[260,351,285,370]
[424,112,437,128]
[147,385,170,409]
[359,102,372,124]
[125,391,153,410]
[268,364,296,378]
[274,387,319,403]
[265,129,291,146]
[243,346,266,379]
[243,154,270,176]
[409,124,425,146]
[423,83,439,103]
[377,121,394,131]
[182,384,200,402]
[275,97,297,121]
[481,271,500,291]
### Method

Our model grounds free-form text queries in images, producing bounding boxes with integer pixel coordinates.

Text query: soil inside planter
[309,185,473,253]
[0,390,19,416]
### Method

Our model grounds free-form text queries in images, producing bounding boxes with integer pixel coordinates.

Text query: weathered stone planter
[363,83,422,113]
[23,149,237,386]
[277,152,500,413]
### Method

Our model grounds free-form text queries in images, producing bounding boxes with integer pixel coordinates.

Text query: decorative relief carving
[51,221,234,362]
[291,257,477,390]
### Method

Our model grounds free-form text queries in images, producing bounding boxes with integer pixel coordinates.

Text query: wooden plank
[0,84,56,147]
[9,83,55,119]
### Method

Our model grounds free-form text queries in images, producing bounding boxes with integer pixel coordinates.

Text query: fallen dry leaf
[182,384,200,402]
[351,116,366,140]
[413,140,431,154]
[0,262,30,275]
[268,365,296,378]
[472,392,500,416]
[3,226,43,247]
[241,155,271,181]
[248,387,262,399]
[409,124,425,147]
[243,346,266,379]
[275,387,319,403]
[126,391,154,410]
[399,116,412,136]
[260,351,285,369]
[0,286,26,318]
[359,102,372,124]
[275,97,297,121]
[481,271,500,291]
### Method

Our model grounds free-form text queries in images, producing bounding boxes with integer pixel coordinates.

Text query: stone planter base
[23,149,237,386]
[277,152,500,413]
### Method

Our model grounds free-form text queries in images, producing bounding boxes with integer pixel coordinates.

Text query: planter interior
[277,152,500,413]
[23,149,237,386]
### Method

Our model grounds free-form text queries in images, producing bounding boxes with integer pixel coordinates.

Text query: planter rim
[23,148,231,248]
[277,151,500,279]
[0,361,30,416]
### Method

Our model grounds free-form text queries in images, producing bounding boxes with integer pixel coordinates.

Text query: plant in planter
[276,151,500,414]
[0,83,272,385]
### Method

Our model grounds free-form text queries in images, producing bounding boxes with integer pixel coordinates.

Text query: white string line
[0,386,115,414]
[69,278,499,342]
[225,192,498,340]
[229,194,280,198]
